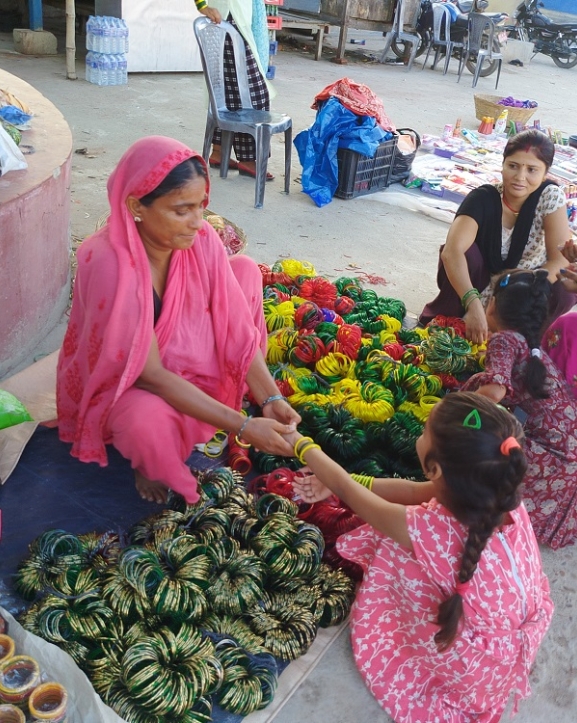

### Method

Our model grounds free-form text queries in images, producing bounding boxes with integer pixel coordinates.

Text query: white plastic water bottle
[122,18,129,53]
[110,54,119,85]
[99,53,108,86]
[117,54,128,84]
[85,50,93,82]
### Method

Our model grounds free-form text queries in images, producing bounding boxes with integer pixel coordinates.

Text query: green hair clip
[463,409,482,429]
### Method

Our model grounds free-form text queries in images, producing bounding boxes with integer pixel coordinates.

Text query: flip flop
[237,163,275,181]
[208,158,239,170]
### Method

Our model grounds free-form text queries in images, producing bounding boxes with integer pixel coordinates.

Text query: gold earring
[134,216,142,222]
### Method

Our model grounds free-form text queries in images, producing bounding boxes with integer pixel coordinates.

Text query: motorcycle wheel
[552,50,577,69]
[465,38,500,77]
[391,35,427,60]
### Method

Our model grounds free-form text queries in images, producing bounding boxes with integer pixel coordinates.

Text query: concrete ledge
[0,69,72,377]
[13,28,58,55]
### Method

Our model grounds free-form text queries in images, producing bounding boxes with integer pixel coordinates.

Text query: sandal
[237,163,275,181]
[209,157,239,170]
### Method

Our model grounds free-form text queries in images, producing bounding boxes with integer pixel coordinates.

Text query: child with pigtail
[461,268,577,549]
[286,392,553,723]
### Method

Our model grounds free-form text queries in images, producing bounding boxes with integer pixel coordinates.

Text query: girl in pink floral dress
[462,269,577,549]
[289,393,553,723]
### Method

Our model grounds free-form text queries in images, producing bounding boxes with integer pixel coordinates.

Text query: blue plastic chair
[193,17,292,209]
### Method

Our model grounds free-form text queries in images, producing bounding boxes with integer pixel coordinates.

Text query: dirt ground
[1,21,577,722]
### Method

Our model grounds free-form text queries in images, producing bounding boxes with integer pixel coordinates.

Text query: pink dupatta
[57,136,259,465]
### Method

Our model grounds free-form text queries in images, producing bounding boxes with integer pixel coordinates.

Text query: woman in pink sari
[57,136,300,503]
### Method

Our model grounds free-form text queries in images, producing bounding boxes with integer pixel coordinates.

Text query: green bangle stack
[350,473,374,491]
[461,288,481,311]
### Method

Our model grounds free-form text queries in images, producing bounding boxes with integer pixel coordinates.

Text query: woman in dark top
[420,130,574,344]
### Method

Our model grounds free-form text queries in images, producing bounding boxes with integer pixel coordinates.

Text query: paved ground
[2,20,577,722]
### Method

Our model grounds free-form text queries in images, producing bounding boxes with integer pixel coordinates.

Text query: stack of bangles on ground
[294,437,321,464]
[461,288,481,311]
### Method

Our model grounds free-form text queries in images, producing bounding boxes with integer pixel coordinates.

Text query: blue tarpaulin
[294,97,393,208]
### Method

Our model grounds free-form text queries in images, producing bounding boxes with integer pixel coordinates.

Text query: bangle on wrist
[296,442,321,465]
[294,436,314,458]
[260,394,288,409]
[461,287,481,311]
[235,414,252,445]
[350,473,374,491]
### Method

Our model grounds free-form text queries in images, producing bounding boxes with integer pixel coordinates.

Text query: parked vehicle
[390,0,506,77]
[505,0,577,69]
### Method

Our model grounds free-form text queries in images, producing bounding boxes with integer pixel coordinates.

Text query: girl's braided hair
[424,392,527,651]
[492,269,552,399]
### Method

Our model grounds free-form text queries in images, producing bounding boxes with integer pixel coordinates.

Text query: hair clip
[463,409,482,429]
[500,436,521,455]
[499,274,511,287]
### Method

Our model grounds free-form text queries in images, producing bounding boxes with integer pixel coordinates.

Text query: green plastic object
[0,389,33,430]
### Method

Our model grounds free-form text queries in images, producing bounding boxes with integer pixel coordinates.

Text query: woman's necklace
[502,194,521,216]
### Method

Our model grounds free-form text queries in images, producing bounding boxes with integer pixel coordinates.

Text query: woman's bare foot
[135,470,168,504]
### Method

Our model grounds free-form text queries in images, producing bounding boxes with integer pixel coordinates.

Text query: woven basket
[94,209,247,256]
[473,94,537,125]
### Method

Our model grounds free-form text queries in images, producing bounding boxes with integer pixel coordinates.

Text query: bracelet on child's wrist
[350,473,374,491]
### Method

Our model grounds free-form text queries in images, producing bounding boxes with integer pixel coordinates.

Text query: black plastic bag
[389,128,421,185]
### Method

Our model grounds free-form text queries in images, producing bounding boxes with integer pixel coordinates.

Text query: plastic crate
[334,136,398,200]
[269,40,278,55]
[267,15,283,29]
[266,65,276,79]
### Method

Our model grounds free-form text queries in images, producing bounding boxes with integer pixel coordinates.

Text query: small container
[0,656,41,706]
[0,705,26,723]
[29,682,68,723]
[442,124,453,141]
[569,135,577,149]
[0,638,15,666]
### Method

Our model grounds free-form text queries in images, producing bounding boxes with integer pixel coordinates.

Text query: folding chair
[193,17,292,209]
[422,3,465,75]
[457,12,503,88]
[378,0,422,70]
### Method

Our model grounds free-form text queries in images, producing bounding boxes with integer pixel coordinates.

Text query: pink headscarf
[57,136,258,465]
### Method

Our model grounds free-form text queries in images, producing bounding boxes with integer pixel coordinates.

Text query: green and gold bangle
[461,288,481,311]
[195,0,208,10]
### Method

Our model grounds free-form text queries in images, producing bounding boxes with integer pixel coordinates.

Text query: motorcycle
[505,0,577,69]
[390,0,507,77]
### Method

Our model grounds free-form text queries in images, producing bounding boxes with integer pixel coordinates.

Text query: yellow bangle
[296,442,321,465]
[294,436,315,458]
[350,473,374,491]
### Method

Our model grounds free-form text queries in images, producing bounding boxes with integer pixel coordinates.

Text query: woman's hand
[560,240,577,264]
[199,5,222,23]
[262,399,301,427]
[558,264,577,293]
[464,299,488,345]
[293,471,333,503]
[240,416,296,457]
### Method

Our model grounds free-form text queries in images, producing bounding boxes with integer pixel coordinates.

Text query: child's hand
[293,472,333,503]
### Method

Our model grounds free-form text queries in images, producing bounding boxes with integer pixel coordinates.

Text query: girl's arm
[473,383,506,403]
[441,215,488,345]
[542,206,571,281]
[136,333,296,456]
[294,442,416,549]
[294,469,434,507]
